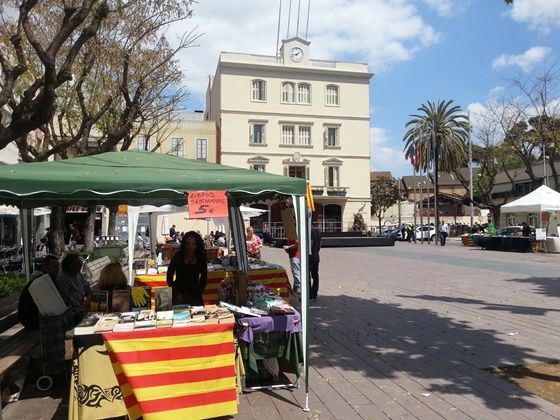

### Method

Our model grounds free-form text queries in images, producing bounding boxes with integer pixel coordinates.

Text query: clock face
[290,47,304,62]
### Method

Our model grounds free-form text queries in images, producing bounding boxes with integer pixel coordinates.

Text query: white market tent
[501,185,560,213]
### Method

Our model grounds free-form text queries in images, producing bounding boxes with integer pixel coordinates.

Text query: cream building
[206,37,373,233]
[128,111,220,241]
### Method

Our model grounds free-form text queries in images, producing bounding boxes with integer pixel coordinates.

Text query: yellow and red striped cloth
[103,324,237,419]
[136,268,292,306]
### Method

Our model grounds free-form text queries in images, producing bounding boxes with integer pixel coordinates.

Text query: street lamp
[543,141,547,187]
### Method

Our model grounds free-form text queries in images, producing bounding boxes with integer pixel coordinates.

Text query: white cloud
[172,0,440,107]
[491,46,551,72]
[370,127,410,175]
[422,0,469,17]
[505,0,560,35]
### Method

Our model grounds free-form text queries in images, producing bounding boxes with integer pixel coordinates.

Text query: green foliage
[109,255,122,264]
[0,273,27,299]
[371,177,400,230]
[403,100,469,173]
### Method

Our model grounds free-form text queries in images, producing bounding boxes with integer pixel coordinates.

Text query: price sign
[187,190,228,219]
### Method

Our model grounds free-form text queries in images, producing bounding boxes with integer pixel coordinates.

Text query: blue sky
[173,0,560,178]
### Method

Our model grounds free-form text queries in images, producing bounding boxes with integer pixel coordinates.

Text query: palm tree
[403,100,469,241]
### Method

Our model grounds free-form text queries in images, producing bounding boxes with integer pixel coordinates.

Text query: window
[248,156,269,172]
[323,158,343,187]
[137,136,150,151]
[281,125,295,145]
[298,126,311,146]
[170,138,184,157]
[327,166,340,187]
[196,139,207,161]
[283,157,310,180]
[250,124,265,144]
[281,82,295,103]
[289,166,306,179]
[326,85,339,106]
[251,80,266,101]
[325,127,339,147]
[297,83,311,104]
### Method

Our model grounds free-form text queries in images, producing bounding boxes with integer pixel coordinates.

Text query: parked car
[380,228,403,240]
[497,225,535,236]
[415,225,436,241]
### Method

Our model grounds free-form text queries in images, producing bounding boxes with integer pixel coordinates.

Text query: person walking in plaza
[169,224,177,242]
[68,223,78,250]
[283,238,301,293]
[310,224,322,302]
[439,220,449,246]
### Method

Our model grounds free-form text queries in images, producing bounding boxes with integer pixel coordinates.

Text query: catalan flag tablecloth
[102,324,237,420]
[135,268,292,306]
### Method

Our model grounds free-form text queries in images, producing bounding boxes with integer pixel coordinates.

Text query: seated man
[18,254,61,329]
[57,253,91,324]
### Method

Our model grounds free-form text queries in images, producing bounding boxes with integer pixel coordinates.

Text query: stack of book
[113,312,137,332]
[134,309,157,330]
[74,312,103,335]
[172,306,191,327]
[94,314,120,333]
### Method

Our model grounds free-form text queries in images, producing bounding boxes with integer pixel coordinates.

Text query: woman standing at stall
[245,226,263,260]
[166,231,207,305]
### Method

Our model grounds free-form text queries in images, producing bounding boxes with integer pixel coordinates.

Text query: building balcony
[311,186,324,196]
[326,186,348,196]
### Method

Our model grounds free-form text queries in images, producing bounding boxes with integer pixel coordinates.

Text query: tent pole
[294,194,310,411]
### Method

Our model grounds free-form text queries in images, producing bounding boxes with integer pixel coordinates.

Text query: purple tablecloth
[235,310,302,343]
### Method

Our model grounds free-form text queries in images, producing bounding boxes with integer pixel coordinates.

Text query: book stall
[69,269,301,419]
[0,151,312,418]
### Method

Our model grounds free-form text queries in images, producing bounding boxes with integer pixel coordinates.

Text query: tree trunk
[83,207,96,251]
[107,206,118,238]
[50,207,66,256]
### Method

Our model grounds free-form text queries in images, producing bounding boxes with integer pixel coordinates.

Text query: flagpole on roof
[424,135,431,244]
[468,111,474,229]
[419,136,424,243]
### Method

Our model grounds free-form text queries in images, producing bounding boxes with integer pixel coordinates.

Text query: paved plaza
[4,238,560,419]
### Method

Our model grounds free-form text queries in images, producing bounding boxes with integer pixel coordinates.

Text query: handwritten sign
[187,190,228,219]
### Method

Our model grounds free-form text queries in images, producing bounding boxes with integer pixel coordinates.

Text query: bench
[0,292,41,407]
[84,255,111,286]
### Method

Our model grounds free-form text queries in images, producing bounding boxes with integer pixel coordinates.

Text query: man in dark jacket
[310,224,322,301]
[18,255,61,329]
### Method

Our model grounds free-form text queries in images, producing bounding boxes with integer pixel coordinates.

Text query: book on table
[94,313,120,333]
[74,312,103,335]
[172,307,191,327]
[112,290,131,312]
[113,312,138,332]
[131,286,151,311]
[90,291,109,313]
[134,309,157,330]
[156,310,174,328]
[154,286,173,311]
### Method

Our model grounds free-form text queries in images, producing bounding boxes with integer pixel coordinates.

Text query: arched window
[281,82,295,103]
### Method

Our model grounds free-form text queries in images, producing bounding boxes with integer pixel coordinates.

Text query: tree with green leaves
[403,100,469,239]
[1,0,197,253]
[371,176,401,233]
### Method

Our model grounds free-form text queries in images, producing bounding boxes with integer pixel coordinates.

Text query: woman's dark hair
[179,231,207,265]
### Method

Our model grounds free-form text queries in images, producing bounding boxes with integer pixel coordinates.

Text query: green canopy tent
[0,149,312,410]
